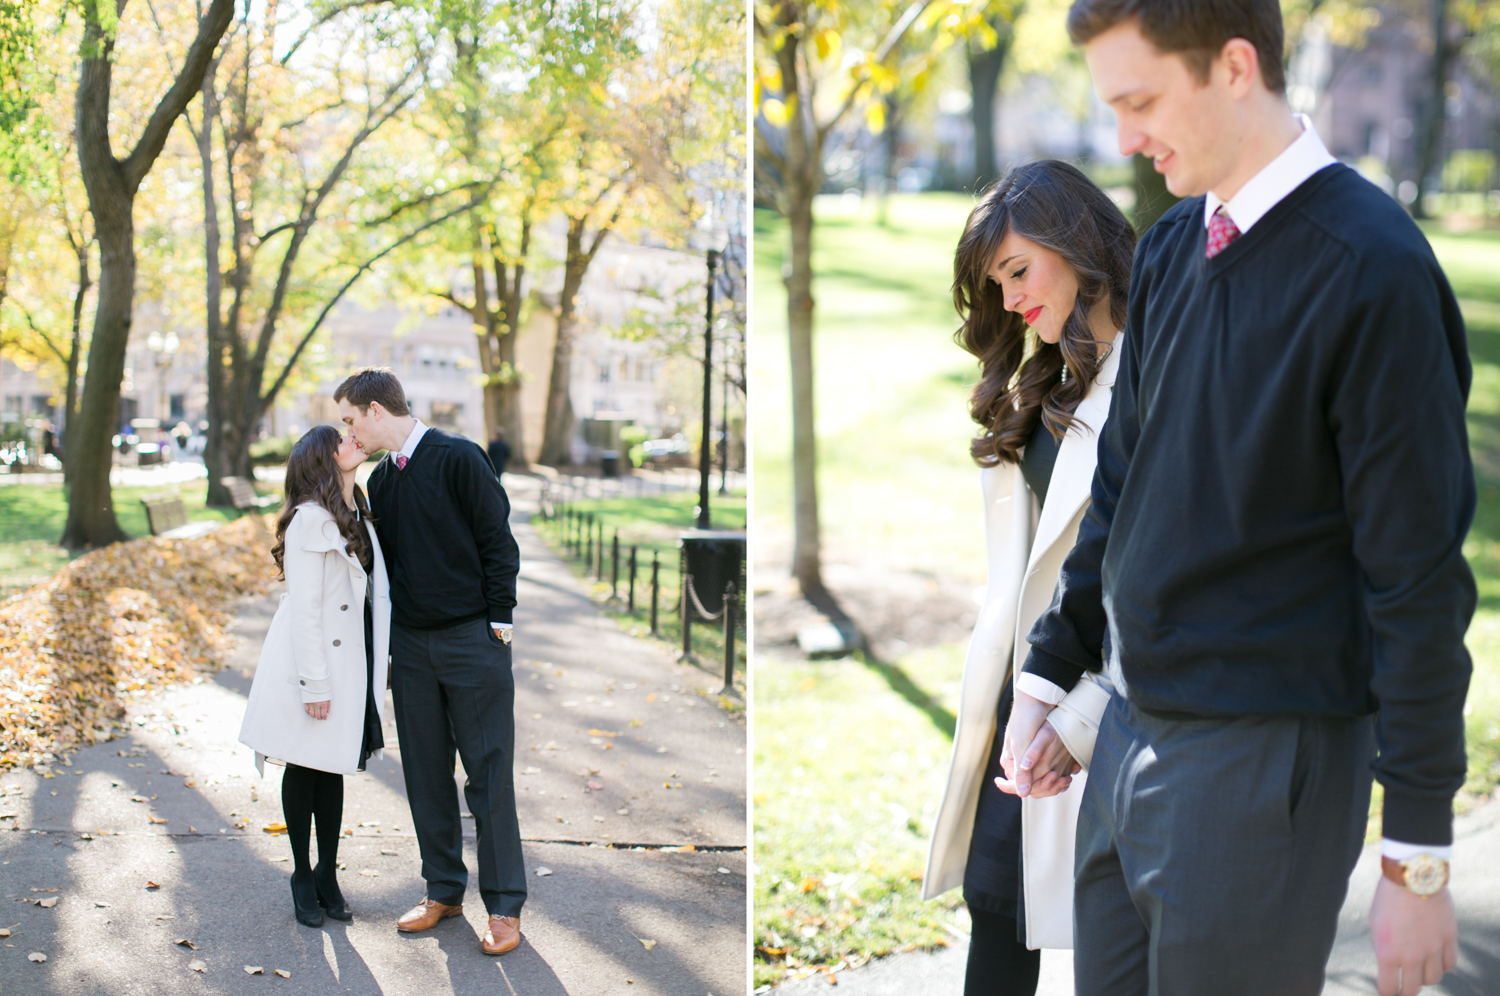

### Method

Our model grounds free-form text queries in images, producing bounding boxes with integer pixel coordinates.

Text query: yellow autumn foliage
[0,516,276,769]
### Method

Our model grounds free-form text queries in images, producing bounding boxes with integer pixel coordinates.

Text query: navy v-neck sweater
[367,428,519,629]
[1023,164,1475,845]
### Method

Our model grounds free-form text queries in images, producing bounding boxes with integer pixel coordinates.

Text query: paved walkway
[775,798,1500,995]
[0,478,746,995]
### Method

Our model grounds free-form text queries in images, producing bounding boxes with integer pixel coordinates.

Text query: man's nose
[1119,124,1147,158]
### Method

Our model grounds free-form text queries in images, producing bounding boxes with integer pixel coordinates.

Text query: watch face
[1404,855,1448,896]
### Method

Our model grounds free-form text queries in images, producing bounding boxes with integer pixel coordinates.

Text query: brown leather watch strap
[1381,855,1407,888]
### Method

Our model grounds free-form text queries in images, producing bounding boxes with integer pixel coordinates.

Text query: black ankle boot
[290,869,324,927]
[314,863,351,921]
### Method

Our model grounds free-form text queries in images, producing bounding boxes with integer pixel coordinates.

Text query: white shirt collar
[396,419,428,465]
[1204,114,1337,234]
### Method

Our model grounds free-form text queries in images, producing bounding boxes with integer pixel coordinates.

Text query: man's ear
[1217,37,1260,100]
[366,401,386,421]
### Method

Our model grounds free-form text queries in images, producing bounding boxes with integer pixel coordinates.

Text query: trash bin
[678,529,747,619]
[601,450,621,478]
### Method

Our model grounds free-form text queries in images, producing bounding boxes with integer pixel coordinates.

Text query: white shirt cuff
[490,622,513,631]
[1382,839,1453,861]
[1015,672,1068,705]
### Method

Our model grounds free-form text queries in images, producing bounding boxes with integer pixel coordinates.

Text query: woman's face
[334,430,366,474]
[987,230,1079,345]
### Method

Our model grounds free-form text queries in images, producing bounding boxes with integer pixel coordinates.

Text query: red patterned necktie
[395,453,408,469]
[1206,206,1241,259]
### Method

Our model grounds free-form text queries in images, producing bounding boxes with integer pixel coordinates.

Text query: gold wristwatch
[1381,854,1450,896]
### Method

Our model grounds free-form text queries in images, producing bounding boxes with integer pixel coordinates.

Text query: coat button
[341,605,349,611]
[332,639,341,647]
[299,680,305,685]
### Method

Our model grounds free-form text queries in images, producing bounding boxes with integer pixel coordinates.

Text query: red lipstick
[1024,306,1042,325]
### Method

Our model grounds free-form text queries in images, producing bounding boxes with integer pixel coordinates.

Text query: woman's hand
[1000,689,1056,797]
[305,700,330,720]
[997,720,1080,798]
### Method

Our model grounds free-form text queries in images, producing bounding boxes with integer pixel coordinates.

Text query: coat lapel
[1025,346,1121,574]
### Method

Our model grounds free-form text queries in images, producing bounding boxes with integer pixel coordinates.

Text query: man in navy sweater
[335,369,526,957]
[1000,3,1472,994]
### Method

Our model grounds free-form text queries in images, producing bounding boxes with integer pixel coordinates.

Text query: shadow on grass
[854,649,957,741]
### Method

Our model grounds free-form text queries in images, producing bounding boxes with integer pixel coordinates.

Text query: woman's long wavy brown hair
[953,159,1135,466]
[271,425,376,580]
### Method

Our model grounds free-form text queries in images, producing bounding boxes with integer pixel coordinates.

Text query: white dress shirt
[1025,116,1444,862]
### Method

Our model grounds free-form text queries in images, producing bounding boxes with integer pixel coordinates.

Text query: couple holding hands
[926,3,1472,996]
[236,369,527,957]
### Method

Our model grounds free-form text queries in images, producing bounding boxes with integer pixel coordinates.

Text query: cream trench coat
[238,502,391,777]
[922,346,1120,950]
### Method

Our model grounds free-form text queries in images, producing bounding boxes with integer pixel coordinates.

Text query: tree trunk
[968,34,1008,192]
[1411,0,1452,221]
[538,218,587,467]
[63,0,235,547]
[1131,152,1180,233]
[492,224,529,470]
[786,188,822,594]
[876,94,900,227]
[61,249,89,484]
[197,63,236,507]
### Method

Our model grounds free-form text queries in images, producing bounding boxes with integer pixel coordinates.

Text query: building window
[430,401,463,429]
[598,360,611,383]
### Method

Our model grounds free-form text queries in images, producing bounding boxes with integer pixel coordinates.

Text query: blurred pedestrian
[487,428,511,478]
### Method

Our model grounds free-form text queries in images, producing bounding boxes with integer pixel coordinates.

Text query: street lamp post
[145,331,180,424]
[696,250,720,530]
[718,350,731,496]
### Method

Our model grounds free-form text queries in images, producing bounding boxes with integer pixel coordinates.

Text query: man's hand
[1371,877,1458,996]
[997,720,1079,797]
[305,700,330,721]
[999,690,1058,798]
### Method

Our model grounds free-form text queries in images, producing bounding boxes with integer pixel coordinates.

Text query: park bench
[139,493,221,540]
[222,476,280,512]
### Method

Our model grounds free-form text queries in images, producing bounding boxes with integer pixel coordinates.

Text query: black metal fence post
[585,515,593,567]
[649,554,660,636]
[628,546,638,612]
[610,531,620,599]
[680,571,692,659]
[722,579,737,694]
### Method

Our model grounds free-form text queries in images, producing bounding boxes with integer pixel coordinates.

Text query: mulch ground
[0,516,275,770]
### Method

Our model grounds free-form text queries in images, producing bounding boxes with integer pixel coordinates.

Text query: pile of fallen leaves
[0,517,275,769]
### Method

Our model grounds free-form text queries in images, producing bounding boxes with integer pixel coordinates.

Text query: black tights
[963,907,1041,996]
[281,763,344,876]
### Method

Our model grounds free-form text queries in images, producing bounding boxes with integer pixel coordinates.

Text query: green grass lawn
[753,196,1500,986]
[535,489,747,700]
[0,480,245,600]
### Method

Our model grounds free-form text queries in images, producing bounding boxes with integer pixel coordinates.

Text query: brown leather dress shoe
[396,898,463,932]
[481,915,521,955]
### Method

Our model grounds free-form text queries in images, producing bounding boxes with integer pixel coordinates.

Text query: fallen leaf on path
[30,888,58,893]
[717,867,731,874]
[586,781,604,790]
[188,958,206,973]
[358,869,378,877]
[521,766,541,774]
[646,694,657,702]
[130,796,149,803]
[616,808,629,815]
[380,849,398,856]
[0,928,10,938]
[630,934,657,952]
[535,867,553,877]
[270,857,288,862]
[262,823,287,834]
[274,969,291,978]
[358,821,379,827]
[148,815,168,824]
[587,729,620,737]
[244,966,263,975]
[37,898,58,908]
[173,939,199,950]
[145,882,160,890]
[28,951,45,963]
[93,901,110,908]
[155,915,175,920]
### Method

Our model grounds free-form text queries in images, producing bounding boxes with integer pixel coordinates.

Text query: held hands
[1371,877,1458,996]
[996,690,1080,798]
[304,700,330,721]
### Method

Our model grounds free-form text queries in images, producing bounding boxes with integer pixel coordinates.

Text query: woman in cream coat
[924,161,1136,995]
[240,424,390,928]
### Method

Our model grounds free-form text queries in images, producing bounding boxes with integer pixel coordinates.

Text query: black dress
[963,414,1064,922]
[357,576,384,771]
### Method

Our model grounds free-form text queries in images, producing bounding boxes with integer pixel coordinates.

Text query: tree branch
[121,0,237,191]
[258,191,491,411]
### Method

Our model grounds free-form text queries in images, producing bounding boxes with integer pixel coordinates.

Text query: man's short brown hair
[1068,0,1287,95]
[333,367,410,416]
